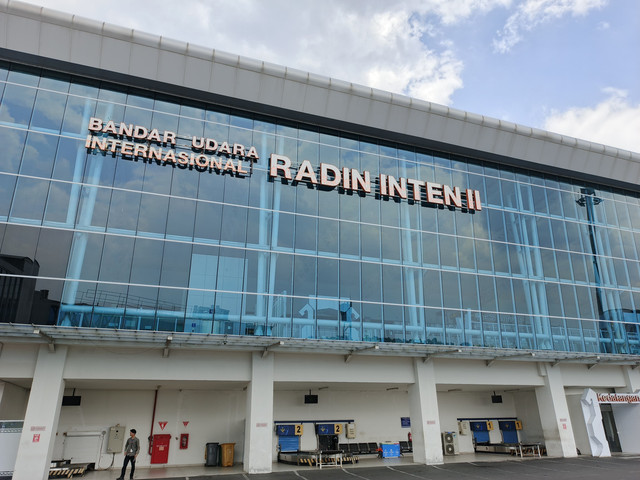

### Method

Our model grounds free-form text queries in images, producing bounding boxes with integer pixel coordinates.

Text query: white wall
[566,392,590,455]
[439,391,520,452]
[560,364,627,389]
[274,354,415,384]
[435,360,545,387]
[64,348,252,382]
[271,389,536,456]
[611,404,640,454]
[54,387,246,468]
[0,382,28,420]
[0,344,38,379]
[513,391,544,444]
[273,388,411,460]
[5,343,640,467]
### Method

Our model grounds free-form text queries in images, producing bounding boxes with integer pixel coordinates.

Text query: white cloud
[493,0,607,53]
[36,0,511,105]
[543,88,640,153]
[423,0,512,25]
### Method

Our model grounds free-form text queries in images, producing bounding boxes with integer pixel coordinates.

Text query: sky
[26,0,640,154]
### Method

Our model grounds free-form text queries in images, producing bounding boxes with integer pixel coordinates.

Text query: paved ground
[130,456,640,480]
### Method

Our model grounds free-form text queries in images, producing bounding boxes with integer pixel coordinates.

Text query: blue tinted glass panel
[30,90,66,132]
[0,175,17,219]
[99,236,134,283]
[19,132,58,178]
[0,127,27,174]
[5,62,640,351]
[44,181,75,225]
[10,177,48,223]
[107,190,140,232]
[0,84,37,126]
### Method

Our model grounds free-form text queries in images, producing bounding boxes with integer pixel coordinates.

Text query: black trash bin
[205,442,220,467]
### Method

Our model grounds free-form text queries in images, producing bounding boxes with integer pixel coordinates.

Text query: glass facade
[1,61,639,354]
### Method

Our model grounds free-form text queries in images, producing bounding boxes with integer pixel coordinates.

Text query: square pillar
[408,359,443,465]
[243,351,274,474]
[535,362,577,457]
[13,345,67,480]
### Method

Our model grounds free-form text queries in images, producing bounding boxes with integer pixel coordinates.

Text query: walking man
[118,429,140,480]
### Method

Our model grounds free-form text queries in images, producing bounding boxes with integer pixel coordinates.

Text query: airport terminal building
[1,1,640,478]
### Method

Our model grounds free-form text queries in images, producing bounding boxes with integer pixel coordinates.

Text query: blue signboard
[470,421,488,431]
[276,424,295,436]
[499,421,518,444]
[401,417,411,428]
[316,423,335,435]
[381,443,401,458]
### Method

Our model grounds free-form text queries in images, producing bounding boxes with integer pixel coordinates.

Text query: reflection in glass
[0,84,37,126]
[10,177,48,223]
[3,62,640,354]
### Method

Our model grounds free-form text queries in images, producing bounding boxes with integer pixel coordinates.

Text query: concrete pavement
[85,455,640,480]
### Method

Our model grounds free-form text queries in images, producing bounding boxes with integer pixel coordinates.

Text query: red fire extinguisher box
[151,434,171,464]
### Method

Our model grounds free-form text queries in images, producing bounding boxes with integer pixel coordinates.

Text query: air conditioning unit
[442,431,459,455]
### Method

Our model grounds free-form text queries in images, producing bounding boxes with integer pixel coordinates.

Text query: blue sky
[446,0,639,131]
[30,0,640,153]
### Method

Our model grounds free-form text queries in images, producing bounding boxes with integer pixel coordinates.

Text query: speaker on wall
[304,394,318,404]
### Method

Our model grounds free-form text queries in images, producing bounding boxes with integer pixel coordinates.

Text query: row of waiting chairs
[399,441,413,453]
[338,441,413,455]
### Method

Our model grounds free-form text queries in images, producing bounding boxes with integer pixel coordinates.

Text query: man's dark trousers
[119,454,135,479]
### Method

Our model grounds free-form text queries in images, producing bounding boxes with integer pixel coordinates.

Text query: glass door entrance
[600,404,622,452]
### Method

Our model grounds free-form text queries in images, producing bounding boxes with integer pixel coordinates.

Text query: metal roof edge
[3,0,638,166]
[1,324,638,366]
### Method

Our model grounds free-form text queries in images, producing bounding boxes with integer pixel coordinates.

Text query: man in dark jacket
[117,429,140,480]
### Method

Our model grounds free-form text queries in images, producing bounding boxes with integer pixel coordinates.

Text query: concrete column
[13,345,68,480]
[243,351,274,474]
[535,362,577,457]
[408,359,443,465]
